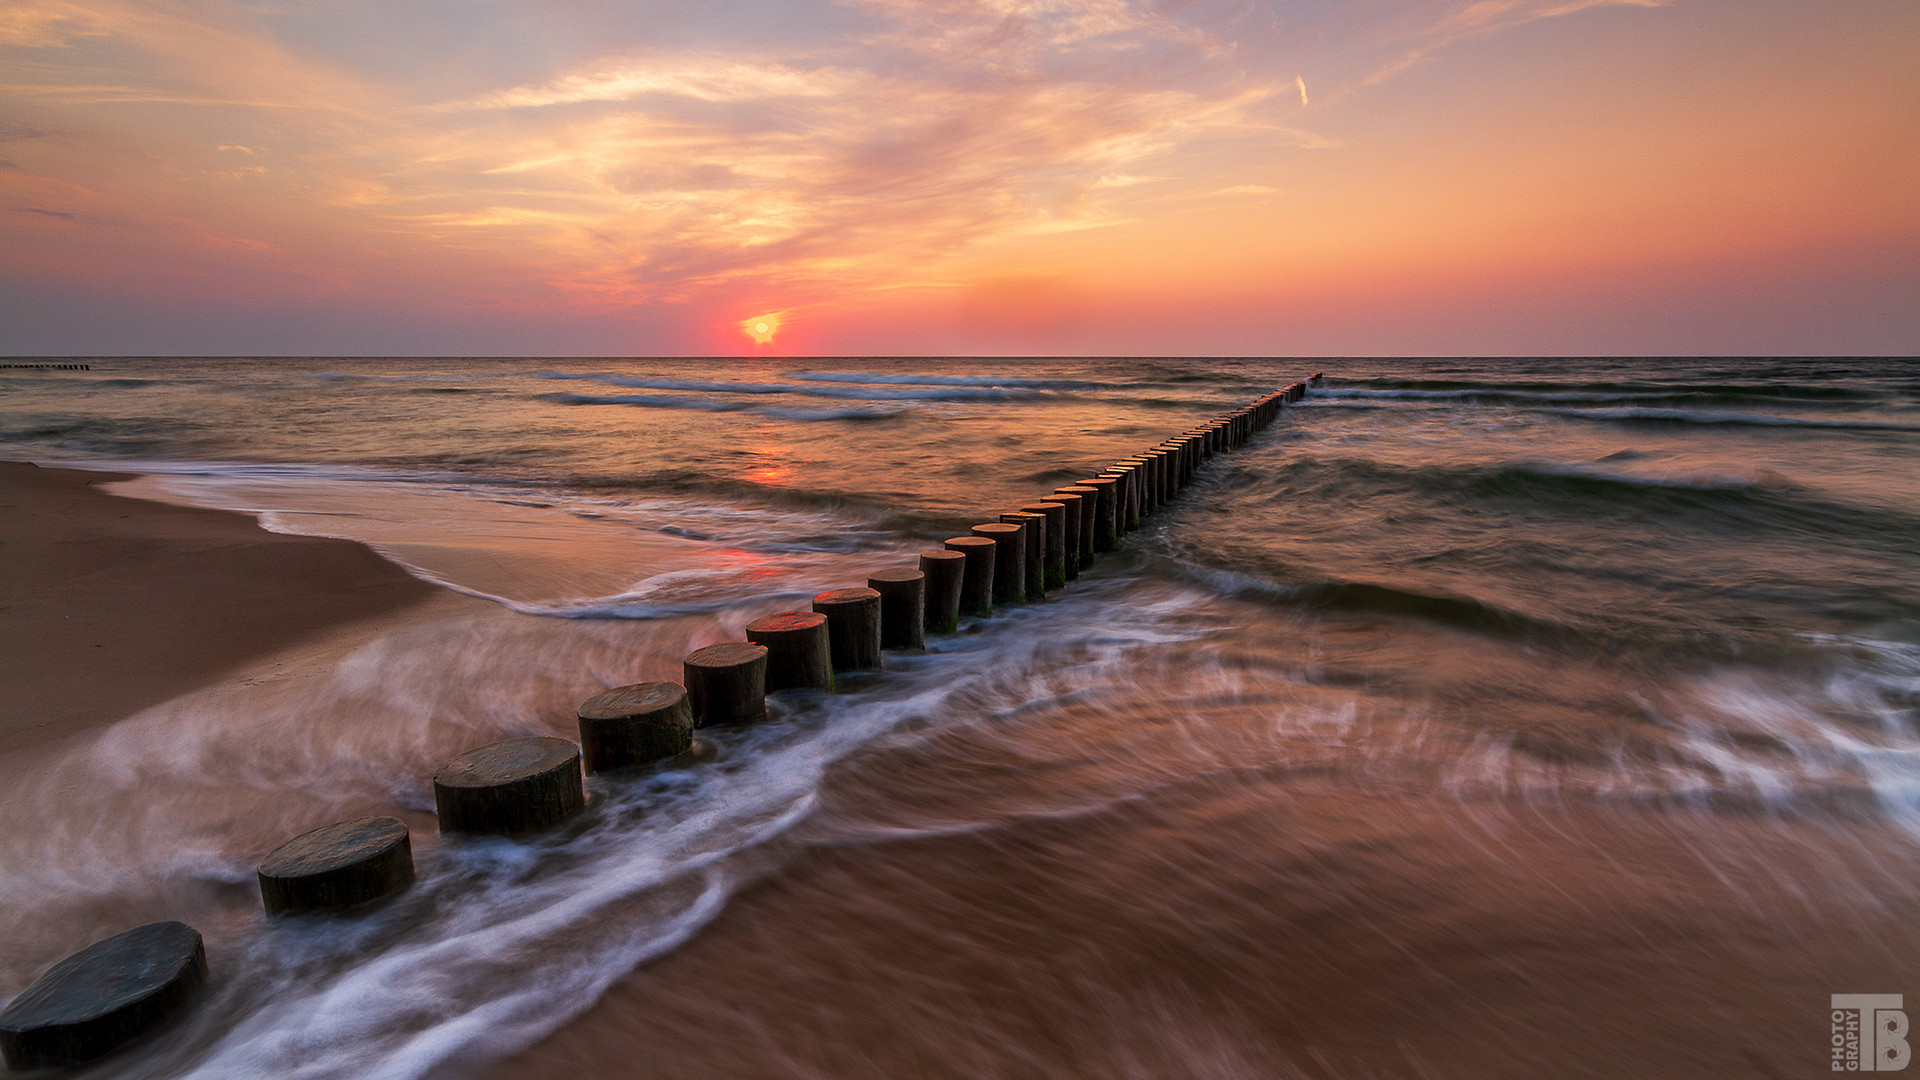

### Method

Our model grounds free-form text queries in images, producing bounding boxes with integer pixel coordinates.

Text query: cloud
[459,58,866,109]
[1365,0,1671,86]
[12,206,76,219]
[0,0,1678,326]
[0,2,111,49]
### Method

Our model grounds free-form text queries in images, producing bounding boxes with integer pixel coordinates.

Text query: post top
[746,611,827,635]
[685,642,768,669]
[434,736,580,789]
[259,816,408,880]
[0,922,203,1033]
[578,680,688,721]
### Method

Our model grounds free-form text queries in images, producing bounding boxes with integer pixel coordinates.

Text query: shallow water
[1,356,1916,1077]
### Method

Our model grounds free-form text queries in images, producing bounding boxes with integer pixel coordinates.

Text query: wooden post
[1046,492,1083,578]
[944,536,996,616]
[1054,486,1096,569]
[258,816,415,915]
[1028,498,1073,581]
[813,587,883,670]
[999,511,1046,599]
[577,681,695,770]
[745,612,834,693]
[1129,455,1156,513]
[919,549,965,632]
[683,642,768,726]
[434,736,585,834]
[867,568,927,650]
[1102,466,1139,530]
[970,522,1025,605]
[1078,477,1119,551]
[0,922,208,1071]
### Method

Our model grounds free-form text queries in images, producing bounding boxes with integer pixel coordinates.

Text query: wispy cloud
[1365,0,1671,86]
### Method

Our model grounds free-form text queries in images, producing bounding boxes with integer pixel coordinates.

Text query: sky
[1,0,1916,357]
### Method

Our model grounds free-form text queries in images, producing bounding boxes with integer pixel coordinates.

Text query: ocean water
[1,355,1917,1077]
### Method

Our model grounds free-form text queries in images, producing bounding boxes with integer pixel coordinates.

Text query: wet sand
[0,460,440,758]
[491,735,1920,1080]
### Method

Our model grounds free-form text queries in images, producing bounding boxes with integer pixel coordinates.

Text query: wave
[1281,455,1920,541]
[1167,560,1578,645]
[1537,406,1920,433]
[1330,376,1889,403]
[785,370,1103,391]
[541,392,896,421]
[537,371,1046,404]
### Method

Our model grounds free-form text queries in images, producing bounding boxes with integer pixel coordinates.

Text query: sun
[740,313,782,346]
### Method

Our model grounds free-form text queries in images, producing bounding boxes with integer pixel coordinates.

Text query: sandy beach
[0,460,439,759]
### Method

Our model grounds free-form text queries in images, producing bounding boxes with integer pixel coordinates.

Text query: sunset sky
[2,0,1915,356]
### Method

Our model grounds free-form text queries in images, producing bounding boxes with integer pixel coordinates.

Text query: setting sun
[741,314,782,346]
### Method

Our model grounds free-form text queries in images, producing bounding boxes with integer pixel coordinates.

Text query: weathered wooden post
[1054,486,1098,568]
[576,682,695,769]
[1045,492,1084,578]
[970,522,1025,605]
[999,511,1046,599]
[683,642,768,725]
[867,568,926,650]
[258,816,415,915]
[434,736,585,834]
[0,922,208,1070]
[919,549,965,632]
[1078,477,1119,551]
[1022,500,1068,586]
[1102,466,1140,530]
[813,587,883,670]
[745,613,834,692]
[944,535,997,616]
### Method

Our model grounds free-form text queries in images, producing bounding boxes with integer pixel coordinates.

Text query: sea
[0,355,1916,1078]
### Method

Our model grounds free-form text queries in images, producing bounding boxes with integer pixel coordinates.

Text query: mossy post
[1054,486,1097,568]
[1021,501,1067,588]
[434,736,586,835]
[813,587,883,670]
[944,536,996,616]
[1121,457,1156,515]
[745,612,834,692]
[1102,466,1140,531]
[919,550,965,631]
[970,522,1024,605]
[1039,494,1080,579]
[1000,511,1046,599]
[258,816,415,915]
[577,681,695,770]
[0,922,208,1071]
[683,642,768,726]
[867,568,926,650]
[1078,477,1119,551]
[1021,499,1067,584]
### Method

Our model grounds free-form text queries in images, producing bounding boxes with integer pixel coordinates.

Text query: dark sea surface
[1,356,1917,1078]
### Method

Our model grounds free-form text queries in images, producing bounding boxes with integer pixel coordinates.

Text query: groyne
[0,371,1322,1069]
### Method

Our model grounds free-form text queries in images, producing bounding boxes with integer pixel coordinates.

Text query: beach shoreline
[0,459,443,760]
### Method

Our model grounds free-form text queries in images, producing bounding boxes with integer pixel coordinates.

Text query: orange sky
[2,0,1915,355]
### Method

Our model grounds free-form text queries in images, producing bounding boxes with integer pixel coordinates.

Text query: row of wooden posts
[0,375,1319,1071]
[0,363,91,371]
